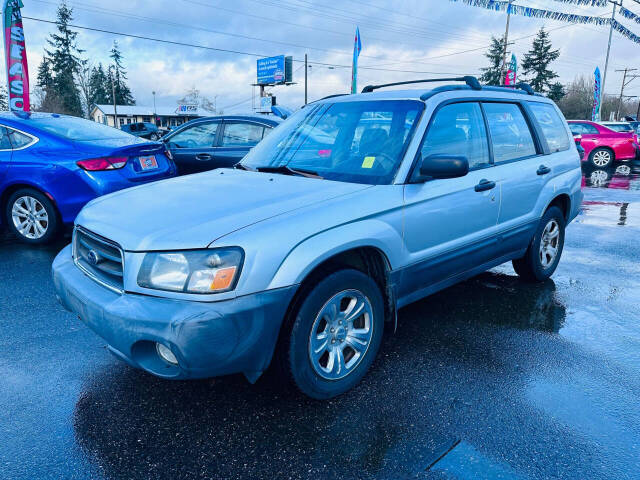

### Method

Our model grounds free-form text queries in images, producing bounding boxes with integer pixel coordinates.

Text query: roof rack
[361,76,482,93]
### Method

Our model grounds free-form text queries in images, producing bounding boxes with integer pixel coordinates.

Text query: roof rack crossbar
[361,76,481,93]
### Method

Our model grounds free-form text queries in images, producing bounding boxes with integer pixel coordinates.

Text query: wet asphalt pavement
[1,164,640,480]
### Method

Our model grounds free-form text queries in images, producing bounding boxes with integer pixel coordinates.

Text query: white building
[90,104,207,129]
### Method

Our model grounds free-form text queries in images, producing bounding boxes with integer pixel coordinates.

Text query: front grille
[73,227,124,293]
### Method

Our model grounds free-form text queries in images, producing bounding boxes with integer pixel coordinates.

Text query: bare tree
[77,61,93,118]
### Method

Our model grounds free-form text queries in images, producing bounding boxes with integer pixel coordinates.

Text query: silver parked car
[52,77,583,399]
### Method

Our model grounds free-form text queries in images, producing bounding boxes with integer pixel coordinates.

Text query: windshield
[241,99,424,184]
[29,116,137,141]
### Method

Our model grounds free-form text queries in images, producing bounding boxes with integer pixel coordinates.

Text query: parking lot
[1,164,639,480]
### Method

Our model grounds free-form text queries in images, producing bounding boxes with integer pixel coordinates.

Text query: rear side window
[528,103,570,152]
[8,129,34,148]
[221,122,265,147]
[421,102,490,169]
[0,127,11,150]
[483,103,536,163]
[570,123,599,135]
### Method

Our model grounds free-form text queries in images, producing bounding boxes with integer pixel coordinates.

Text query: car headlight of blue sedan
[137,248,243,294]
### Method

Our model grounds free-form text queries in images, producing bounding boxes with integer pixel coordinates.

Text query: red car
[568,120,639,168]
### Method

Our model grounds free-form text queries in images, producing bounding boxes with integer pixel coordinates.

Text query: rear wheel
[277,269,385,399]
[589,147,614,168]
[5,188,59,244]
[513,206,565,282]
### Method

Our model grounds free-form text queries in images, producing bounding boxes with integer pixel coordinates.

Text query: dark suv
[121,122,161,141]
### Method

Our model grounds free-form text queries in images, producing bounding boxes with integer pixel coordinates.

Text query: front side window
[221,122,265,147]
[168,122,219,148]
[483,103,536,163]
[421,102,490,169]
[528,102,570,152]
[241,100,424,185]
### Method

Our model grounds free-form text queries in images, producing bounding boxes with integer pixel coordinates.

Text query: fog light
[156,342,178,365]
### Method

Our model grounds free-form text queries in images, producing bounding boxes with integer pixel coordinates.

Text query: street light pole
[152,90,157,126]
[304,53,308,105]
[110,67,118,128]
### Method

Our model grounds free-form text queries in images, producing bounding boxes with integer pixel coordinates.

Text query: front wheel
[5,188,60,244]
[589,147,614,168]
[277,269,385,399]
[513,206,565,282]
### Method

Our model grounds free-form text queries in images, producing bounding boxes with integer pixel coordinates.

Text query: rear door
[570,122,599,157]
[214,121,267,167]
[164,120,221,175]
[484,101,546,253]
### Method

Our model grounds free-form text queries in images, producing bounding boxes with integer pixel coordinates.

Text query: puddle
[581,163,640,190]
[577,201,640,228]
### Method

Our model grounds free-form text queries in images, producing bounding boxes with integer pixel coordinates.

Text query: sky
[6,0,640,113]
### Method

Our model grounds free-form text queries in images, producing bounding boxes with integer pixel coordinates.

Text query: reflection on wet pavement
[581,162,640,190]
[1,169,640,479]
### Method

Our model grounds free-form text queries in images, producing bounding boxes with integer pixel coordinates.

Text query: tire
[277,269,385,400]
[589,147,614,168]
[513,206,565,282]
[5,188,60,244]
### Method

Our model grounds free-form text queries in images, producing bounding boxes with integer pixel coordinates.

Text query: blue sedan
[0,112,176,244]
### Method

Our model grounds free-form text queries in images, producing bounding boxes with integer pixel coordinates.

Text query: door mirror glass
[419,154,469,180]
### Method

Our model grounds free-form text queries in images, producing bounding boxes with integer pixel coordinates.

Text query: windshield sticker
[362,156,375,168]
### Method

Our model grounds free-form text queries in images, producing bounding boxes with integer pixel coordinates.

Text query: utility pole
[500,0,513,85]
[304,53,308,105]
[601,0,621,119]
[615,68,637,120]
[152,90,157,126]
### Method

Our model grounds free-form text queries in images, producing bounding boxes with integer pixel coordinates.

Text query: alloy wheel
[592,150,611,167]
[539,219,560,269]
[308,289,374,381]
[11,196,49,239]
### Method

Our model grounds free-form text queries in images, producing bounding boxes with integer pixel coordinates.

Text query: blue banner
[351,27,361,94]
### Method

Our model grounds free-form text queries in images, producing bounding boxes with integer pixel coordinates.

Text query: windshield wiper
[234,163,256,171]
[255,165,323,179]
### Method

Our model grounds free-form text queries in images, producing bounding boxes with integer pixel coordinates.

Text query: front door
[165,121,221,175]
[400,102,500,305]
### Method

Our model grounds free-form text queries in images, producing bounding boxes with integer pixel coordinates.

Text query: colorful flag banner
[505,53,517,86]
[351,27,361,94]
[3,0,29,112]
[592,67,601,122]
[612,20,640,44]
[450,0,610,26]
[619,6,640,25]
[549,0,607,6]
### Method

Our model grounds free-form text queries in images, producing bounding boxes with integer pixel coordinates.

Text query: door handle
[537,165,551,175]
[474,179,496,192]
[195,153,212,161]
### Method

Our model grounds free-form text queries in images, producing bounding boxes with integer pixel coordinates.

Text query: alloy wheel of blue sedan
[11,195,49,239]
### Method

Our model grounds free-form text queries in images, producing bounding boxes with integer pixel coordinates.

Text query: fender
[267,218,406,290]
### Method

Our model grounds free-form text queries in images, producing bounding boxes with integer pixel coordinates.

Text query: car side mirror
[574,134,582,145]
[417,154,469,181]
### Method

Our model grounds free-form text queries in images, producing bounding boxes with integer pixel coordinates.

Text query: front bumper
[52,245,297,381]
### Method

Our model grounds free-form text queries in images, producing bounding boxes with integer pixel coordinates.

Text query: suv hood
[75,169,371,251]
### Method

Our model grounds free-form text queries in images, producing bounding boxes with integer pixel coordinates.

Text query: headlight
[137,248,243,294]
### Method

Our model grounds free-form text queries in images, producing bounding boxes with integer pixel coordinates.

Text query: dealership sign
[176,104,198,115]
[257,55,293,85]
[3,0,29,112]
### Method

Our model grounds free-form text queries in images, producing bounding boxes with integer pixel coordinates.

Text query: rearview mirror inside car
[418,154,469,180]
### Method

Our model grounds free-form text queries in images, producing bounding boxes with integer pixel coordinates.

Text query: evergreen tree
[108,41,135,105]
[480,35,506,86]
[44,1,84,115]
[547,82,565,103]
[88,64,110,105]
[521,27,560,94]
[35,55,62,112]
